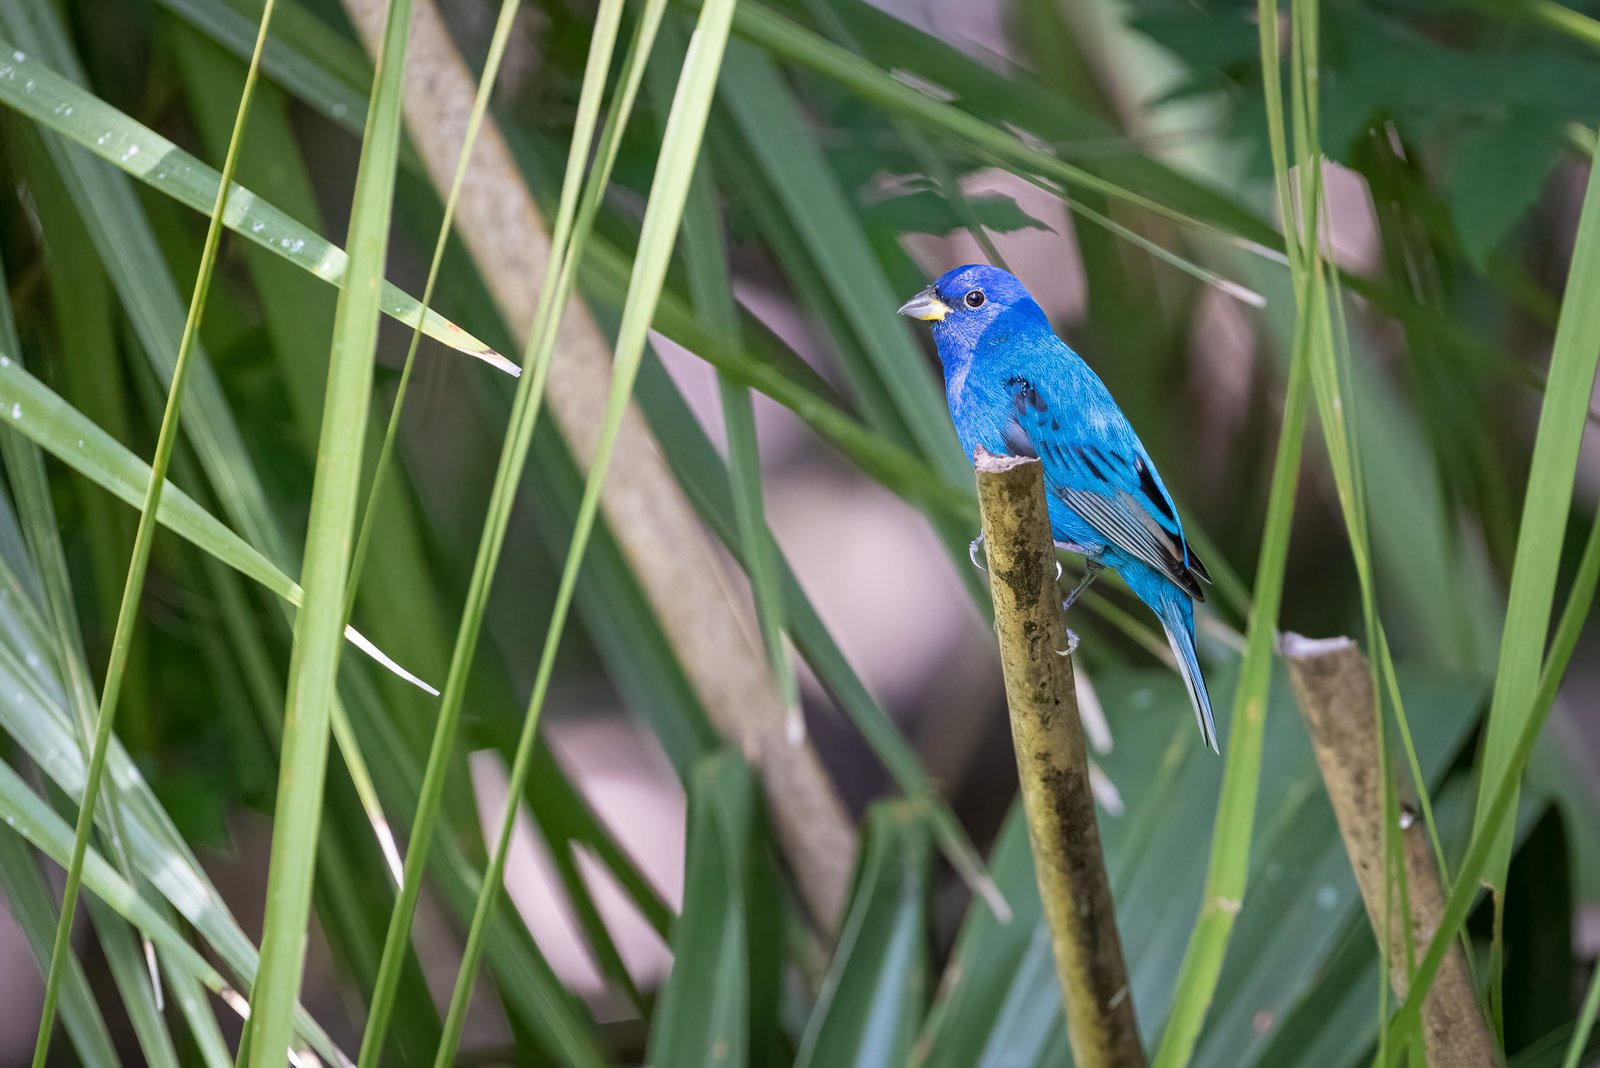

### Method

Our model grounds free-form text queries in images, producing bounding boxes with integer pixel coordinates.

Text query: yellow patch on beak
[897,287,951,322]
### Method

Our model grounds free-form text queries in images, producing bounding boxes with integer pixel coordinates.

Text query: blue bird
[900,264,1218,751]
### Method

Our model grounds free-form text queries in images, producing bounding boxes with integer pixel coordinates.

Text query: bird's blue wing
[1004,375,1211,600]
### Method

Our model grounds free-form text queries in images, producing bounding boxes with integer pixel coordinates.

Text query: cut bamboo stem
[1282,633,1495,1067]
[974,447,1145,1068]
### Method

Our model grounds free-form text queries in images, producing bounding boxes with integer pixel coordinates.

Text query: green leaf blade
[243,0,413,1059]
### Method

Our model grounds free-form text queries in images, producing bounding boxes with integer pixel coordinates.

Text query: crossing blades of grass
[130,0,990,528]
[242,0,410,1060]
[0,357,431,689]
[353,0,633,1057]
[726,2,1270,254]
[0,40,509,372]
[0,755,351,1066]
[673,43,799,733]
[29,6,276,1062]
[0,241,163,1047]
[157,935,235,1068]
[1388,464,1600,1057]
[1152,253,1312,1065]
[0,822,119,1068]
[155,0,371,137]
[82,895,179,1068]
[1471,139,1600,892]
[345,0,518,647]
[796,803,929,1068]
[1387,152,1600,1050]
[12,0,426,918]
[431,0,739,1056]
[0,2,433,700]
[630,353,1004,915]
[716,42,967,482]
[172,26,454,780]
[0,556,348,1063]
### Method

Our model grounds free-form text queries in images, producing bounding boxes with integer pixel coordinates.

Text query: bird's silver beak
[897,287,951,322]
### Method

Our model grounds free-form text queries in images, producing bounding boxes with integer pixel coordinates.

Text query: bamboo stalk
[973,447,1145,1068]
[1281,633,1495,1067]
[340,0,855,930]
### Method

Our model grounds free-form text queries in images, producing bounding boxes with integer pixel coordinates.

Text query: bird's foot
[1056,629,1080,656]
[1061,561,1105,614]
[969,533,986,571]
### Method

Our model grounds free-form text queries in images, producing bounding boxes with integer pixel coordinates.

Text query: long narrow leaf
[0,484,345,1068]
[0,39,511,372]
[1153,316,1311,1065]
[1388,477,1600,1051]
[1564,958,1600,1068]
[30,5,277,1060]
[0,215,158,1041]
[108,0,992,529]
[672,50,799,730]
[243,0,411,1059]
[1471,152,1600,887]
[1389,154,1600,1042]
[354,0,631,1056]
[0,357,430,689]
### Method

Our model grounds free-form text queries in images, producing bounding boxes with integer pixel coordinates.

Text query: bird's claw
[969,534,987,571]
[1057,629,1080,656]
[1061,561,1104,614]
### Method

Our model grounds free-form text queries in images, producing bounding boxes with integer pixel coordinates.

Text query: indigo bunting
[900,264,1218,751]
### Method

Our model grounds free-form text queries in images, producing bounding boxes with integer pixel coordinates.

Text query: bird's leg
[1061,560,1104,613]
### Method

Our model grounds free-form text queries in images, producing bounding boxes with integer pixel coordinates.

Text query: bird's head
[897,264,1049,357]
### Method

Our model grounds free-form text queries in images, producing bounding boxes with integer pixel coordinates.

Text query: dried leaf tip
[477,347,522,377]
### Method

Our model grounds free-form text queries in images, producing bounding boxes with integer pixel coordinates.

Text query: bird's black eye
[964,289,986,309]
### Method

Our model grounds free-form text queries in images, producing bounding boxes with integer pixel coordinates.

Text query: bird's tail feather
[1159,608,1218,754]
[1108,558,1218,752]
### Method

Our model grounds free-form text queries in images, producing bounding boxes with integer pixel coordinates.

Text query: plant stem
[1282,634,1494,1066]
[973,447,1144,1068]
[29,5,277,1063]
